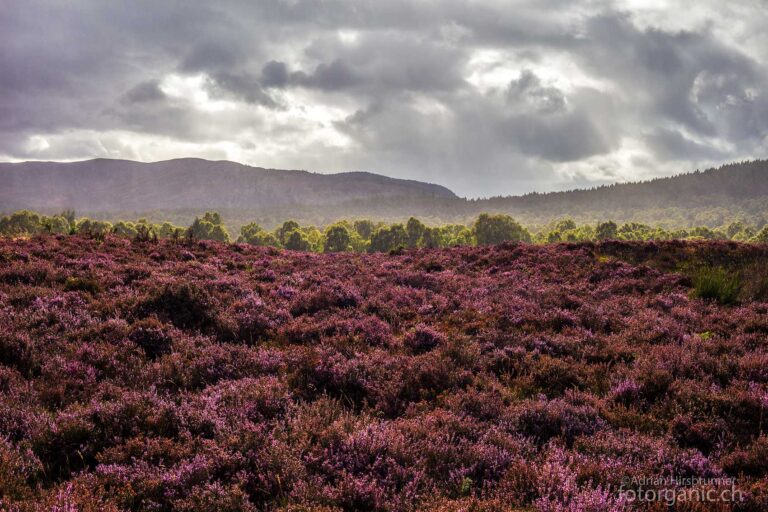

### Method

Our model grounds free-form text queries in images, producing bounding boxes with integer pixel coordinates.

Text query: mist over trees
[4,208,767,254]
[3,159,768,249]
[3,160,768,235]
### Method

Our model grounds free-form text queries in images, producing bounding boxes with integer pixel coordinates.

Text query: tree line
[2,209,768,252]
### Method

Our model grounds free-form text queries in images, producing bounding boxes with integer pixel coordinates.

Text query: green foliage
[0,210,46,236]
[369,224,407,253]
[112,221,138,238]
[406,217,426,248]
[422,227,444,248]
[210,225,230,243]
[546,230,563,243]
[157,222,184,239]
[4,208,768,254]
[752,225,768,243]
[238,222,281,247]
[354,219,375,239]
[64,276,101,294]
[460,477,473,496]
[474,213,531,245]
[202,211,222,225]
[134,223,158,242]
[76,218,113,238]
[688,226,725,240]
[617,222,654,241]
[596,221,618,240]
[43,215,71,235]
[284,230,311,251]
[553,218,577,232]
[187,212,230,242]
[691,266,741,305]
[276,220,300,246]
[302,226,325,252]
[60,209,76,227]
[324,224,351,253]
[442,225,475,246]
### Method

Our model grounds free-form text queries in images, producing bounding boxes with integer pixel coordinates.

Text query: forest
[3,160,768,234]
[2,209,768,253]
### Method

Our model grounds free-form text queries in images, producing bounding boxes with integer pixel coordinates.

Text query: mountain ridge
[1,158,767,230]
[0,158,457,212]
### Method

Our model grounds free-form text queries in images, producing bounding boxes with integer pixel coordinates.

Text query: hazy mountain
[1,158,766,231]
[483,160,768,210]
[0,158,456,212]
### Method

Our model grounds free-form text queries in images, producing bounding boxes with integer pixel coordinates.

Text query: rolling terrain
[0,236,766,509]
[1,159,767,230]
[0,158,455,212]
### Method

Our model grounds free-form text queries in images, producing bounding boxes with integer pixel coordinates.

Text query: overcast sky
[2,1,767,196]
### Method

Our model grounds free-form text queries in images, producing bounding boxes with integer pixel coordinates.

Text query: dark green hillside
[1,158,766,231]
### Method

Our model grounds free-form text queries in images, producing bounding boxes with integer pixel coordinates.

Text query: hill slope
[0,158,456,212]
[0,158,766,230]
[482,160,768,210]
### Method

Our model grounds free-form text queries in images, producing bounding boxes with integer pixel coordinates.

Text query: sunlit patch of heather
[610,378,641,406]
[403,324,446,354]
[0,235,766,509]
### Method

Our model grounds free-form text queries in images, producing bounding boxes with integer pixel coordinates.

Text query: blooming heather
[0,236,766,510]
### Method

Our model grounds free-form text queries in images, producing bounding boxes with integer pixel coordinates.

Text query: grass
[691,266,741,305]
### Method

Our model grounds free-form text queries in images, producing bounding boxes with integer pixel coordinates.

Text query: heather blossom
[0,236,765,510]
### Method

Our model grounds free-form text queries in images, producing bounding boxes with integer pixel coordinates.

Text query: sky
[1,0,767,197]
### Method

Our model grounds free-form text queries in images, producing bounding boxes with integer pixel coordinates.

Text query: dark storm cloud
[644,128,727,160]
[295,60,362,91]
[203,72,278,107]
[572,13,759,137]
[1,0,767,195]
[180,42,246,74]
[507,70,567,114]
[261,61,290,88]
[122,81,167,104]
[256,32,468,95]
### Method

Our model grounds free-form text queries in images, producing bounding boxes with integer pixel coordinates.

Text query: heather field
[2,236,768,511]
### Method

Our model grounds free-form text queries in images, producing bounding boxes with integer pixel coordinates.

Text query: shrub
[64,276,102,294]
[324,224,352,253]
[137,282,220,333]
[128,317,175,359]
[513,398,606,446]
[721,436,768,477]
[474,214,531,245]
[691,266,741,305]
[403,324,446,354]
[0,437,43,501]
[0,236,763,509]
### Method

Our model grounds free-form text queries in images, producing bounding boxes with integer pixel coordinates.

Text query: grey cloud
[261,61,290,88]
[315,33,469,93]
[122,80,166,104]
[644,128,727,160]
[293,60,362,91]
[575,13,762,138]
[204,71,279,107]
[180,42,244,73]
[259,33,468,95]
[1,0,767,196]
[502,111,614,162]
[644,128,726,160]
[507,70,567,114]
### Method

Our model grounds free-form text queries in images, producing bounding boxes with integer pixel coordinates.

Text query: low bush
[691,266,741,305]
[0,236,765,509]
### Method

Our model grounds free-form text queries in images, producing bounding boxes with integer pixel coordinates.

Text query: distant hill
[0,158,456,212]
[483,160,768,210]
[1,158,767,230]
[470,160,768,227]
